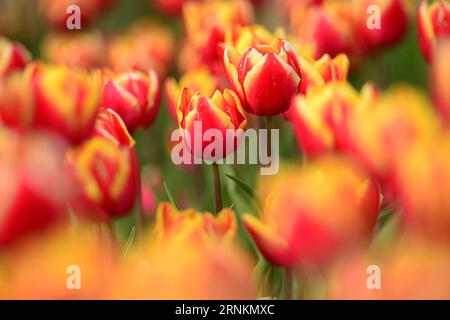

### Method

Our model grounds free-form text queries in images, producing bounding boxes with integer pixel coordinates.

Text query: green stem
[266,116,273,158]
[283,268,294,300]
[212,162,222,214]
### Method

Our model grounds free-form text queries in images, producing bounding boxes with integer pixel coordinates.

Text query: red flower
[101,69,161,132]
[224,38,302,116]
[0,37,31,78]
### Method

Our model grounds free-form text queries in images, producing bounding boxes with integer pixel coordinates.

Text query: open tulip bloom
[1,0,450,302]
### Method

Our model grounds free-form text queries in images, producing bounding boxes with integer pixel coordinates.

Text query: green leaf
[225,173,263,212]
[163,180,178,211]
[120,226,136,262]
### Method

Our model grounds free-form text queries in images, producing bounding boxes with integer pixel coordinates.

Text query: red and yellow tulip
[101,69,160,132]
[243,156,381,268]
[418,0,450,63]
[0,37,31,78]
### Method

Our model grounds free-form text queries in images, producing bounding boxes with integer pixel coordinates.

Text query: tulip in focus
[65,137,139,221]
[177,87,247,161]
[29,63,102,145]
[0,129,68,246]
[243,156,381,268]
[224,38,302,116]
[165,67,218,122]
[0,37,31,78]
[418,0,450,63]
[101,69,160,132]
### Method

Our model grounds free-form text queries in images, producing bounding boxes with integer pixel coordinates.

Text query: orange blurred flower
[114,236,257,299]
[101,69,160,132]
[165,67,219,122]
[329,239,450,299]
[107,22,174,78]
[0,37,31,78]
[65,137,139,221]
[243,156,380,268]
[177,87,247,161]
[154,202,237,243]
[289,82,364,158]
[224,37,302,116]
[431,39,450,123]
[418,0,450,63]
[0,129,68,247]
[42,31,106,69]
[0,226,118,299]
[28,63,102,145]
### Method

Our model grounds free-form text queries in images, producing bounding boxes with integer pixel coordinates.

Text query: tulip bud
[155,202,237,243]
[29,63,102,145]
[101,69,160,132]
[0,37,31,78]
[0,129,68,246]
[289,82,360,158]
[243,156,380,268]
[165,67,218,122]
[431,39,450,123]
[224,38,302,116]
[65,137,139,221]
[177,87,247,161]
[418,0,450,63]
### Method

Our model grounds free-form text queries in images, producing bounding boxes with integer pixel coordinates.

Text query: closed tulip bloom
[0,129,68,247]
[165,67,218,122]
[224,38,302,116]
[177,87,247,161]
[65,137,139,221]
[418,0,450,63]
[101,69,160,132]
[243,156,381,268]
[29,63,102,145]
[0,37,31,78]
[431,39,450,123]
[154,202,237,244]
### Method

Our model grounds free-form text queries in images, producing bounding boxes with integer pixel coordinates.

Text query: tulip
[0,71,33,129]
[329,239,450,299]
[431,39,450,123]
[153,0,192,15]
[0,129,68,247]
[165,67,218,122]
[183,0,254,69]
[154,202,237,243]
[0,226,117,299]
[349,85,439,180]
[141,184,157,219]
[107,22,174,78]
[177,87,247,161]
[223,38,302,116]
[0,37,31,78]
[38,0,113,29]
[289,2,355,59]
[243,156,381,268]
[65,137,139,221]
[313,53,349,82]
[93,108,135,148]
[392,135,450,244]
[113,236,257,299]
[417,0,450,63]
[353,0,410,53]
[42,31,106,69]
[101,69,160,132]
[289,82,360,158]
[28,63,102,145]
